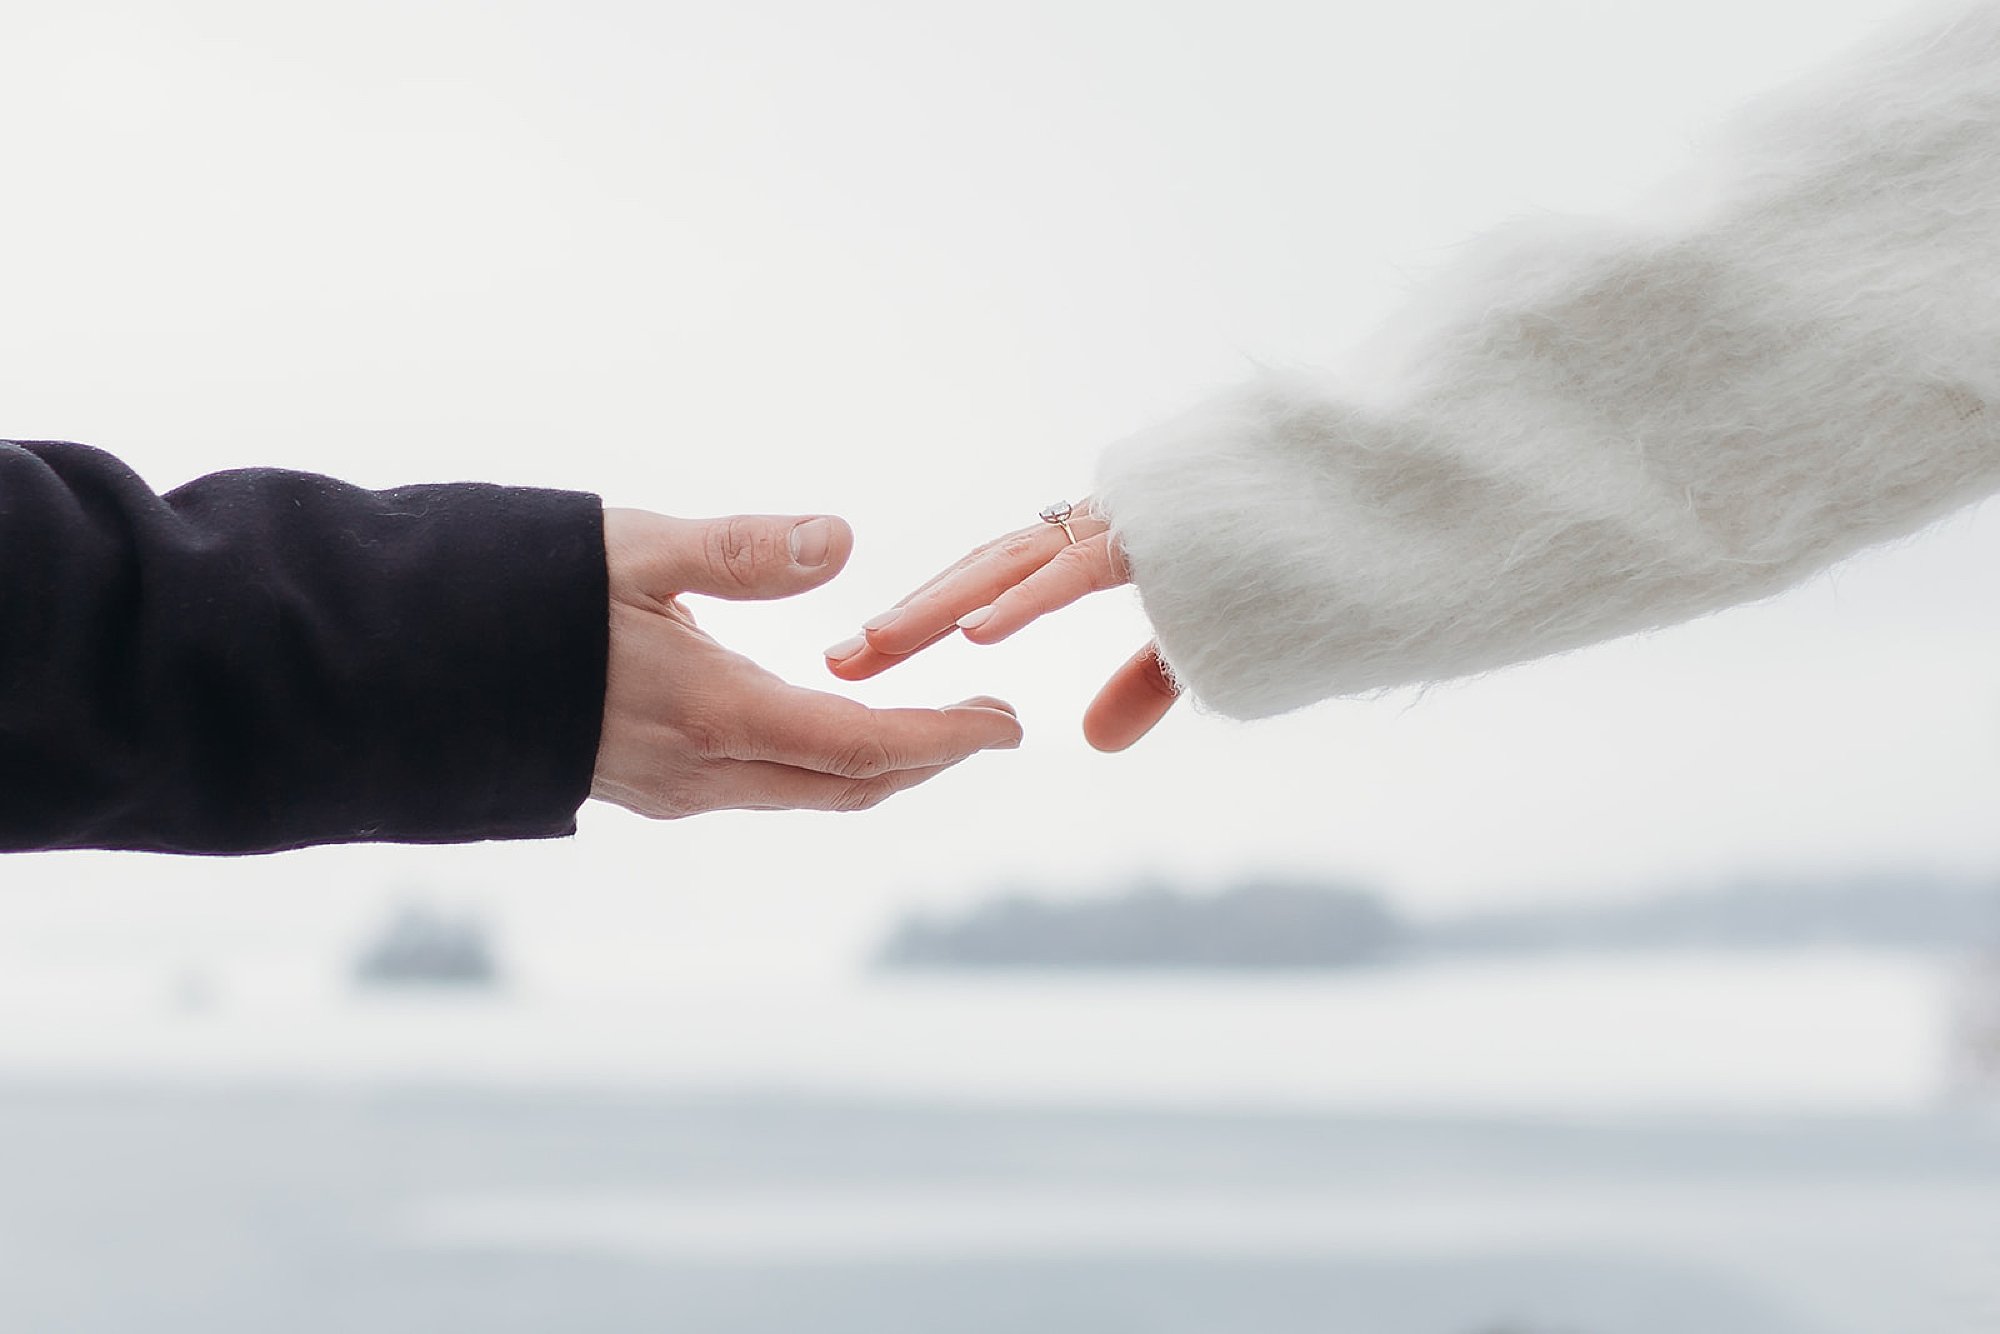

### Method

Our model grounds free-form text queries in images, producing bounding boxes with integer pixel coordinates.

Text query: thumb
[662,513,855,600]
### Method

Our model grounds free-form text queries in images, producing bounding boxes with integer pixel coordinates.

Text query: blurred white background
[0,0,1993,986]
[1,2,1997,1331]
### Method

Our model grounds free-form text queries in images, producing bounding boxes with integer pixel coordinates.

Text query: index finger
[823,530,1058,681]
[732,686,1024,777]
[865,524,1070,657]
[828,507,1112,677]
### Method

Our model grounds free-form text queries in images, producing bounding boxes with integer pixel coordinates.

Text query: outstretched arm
[0,441,1019,853]
[0,440,612,852]
[834,0,2000,734]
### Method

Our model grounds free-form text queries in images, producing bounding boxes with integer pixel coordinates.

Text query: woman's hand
[821,500,1182,751]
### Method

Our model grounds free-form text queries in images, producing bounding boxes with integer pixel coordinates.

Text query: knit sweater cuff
[1096,0,2000,721]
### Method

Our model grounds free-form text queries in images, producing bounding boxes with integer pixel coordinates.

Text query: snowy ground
[0,947,1959,1116]
[0,946,1991,1332]
[1,1085,1996,1334]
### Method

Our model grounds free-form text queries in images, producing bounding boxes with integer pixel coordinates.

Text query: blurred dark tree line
[878,873,2000,971]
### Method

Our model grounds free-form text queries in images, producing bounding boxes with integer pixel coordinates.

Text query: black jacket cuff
[0,441,609,853]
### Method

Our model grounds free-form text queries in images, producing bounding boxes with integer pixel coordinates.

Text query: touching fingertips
[822,635,866,662]
[862,608,902,633]
[956,606,993,632]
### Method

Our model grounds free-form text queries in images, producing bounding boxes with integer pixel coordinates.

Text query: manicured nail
[789,517,835,567]
[863,608,901,632]
[823,635,867,661]
[957,606,994,632]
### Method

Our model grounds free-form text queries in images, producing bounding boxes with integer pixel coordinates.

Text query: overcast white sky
[1,0,1994,977]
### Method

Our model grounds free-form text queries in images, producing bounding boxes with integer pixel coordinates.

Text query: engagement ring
[1039,500,1077,545]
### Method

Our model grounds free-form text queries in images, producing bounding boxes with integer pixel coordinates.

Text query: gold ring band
[1039,500,1078,545]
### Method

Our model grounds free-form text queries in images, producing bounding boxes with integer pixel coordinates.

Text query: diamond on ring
[1039,500,1078,546]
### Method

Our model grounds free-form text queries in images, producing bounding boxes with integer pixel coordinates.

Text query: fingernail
[823,635,867,661]
[863,608,901,632]
[945,702,1024,748]
[957,606,994,632]
[790,517,835,567]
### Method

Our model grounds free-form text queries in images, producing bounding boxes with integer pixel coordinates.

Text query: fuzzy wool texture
[1096,0,2000,721]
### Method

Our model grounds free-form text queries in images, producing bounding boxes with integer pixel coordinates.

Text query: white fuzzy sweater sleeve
[1096,1,2000,720]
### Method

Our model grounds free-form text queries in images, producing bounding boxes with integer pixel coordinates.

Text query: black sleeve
[0,440,609,854]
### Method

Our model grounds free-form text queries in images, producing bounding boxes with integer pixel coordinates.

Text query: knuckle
[999,531,1046,561]
[704,517,769,590]
[828,734,895,780]
[1052,542,1095,574]
[1048,542,1109,589]
[677,713,733,762]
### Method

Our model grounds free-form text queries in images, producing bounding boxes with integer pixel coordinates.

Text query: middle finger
[858,501,1111,659]
[857,524,1066,657]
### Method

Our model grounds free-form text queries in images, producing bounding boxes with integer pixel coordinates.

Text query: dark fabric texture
[0,440,608,854]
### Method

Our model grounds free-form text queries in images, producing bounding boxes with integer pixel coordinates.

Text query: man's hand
[590,508,1022,819]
